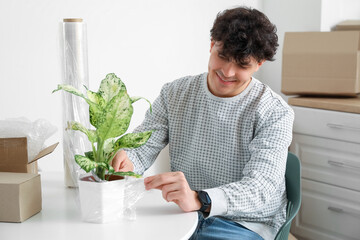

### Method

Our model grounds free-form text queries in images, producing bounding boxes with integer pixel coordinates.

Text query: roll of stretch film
[60,18,91,187]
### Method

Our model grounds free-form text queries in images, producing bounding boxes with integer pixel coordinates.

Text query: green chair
[275,152,302,240]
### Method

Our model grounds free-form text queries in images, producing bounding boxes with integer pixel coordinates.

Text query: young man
[112,7,294,240]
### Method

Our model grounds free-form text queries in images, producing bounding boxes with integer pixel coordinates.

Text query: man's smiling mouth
[216,71,237,83]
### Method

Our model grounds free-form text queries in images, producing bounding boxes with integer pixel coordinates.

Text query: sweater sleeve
[125,83,170,174]
[209,104,294,218]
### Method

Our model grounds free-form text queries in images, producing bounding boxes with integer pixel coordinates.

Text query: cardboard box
[335,20,360,31]
[281,31,360,96]
[0,172,41,222]
[0,137,58,173]
[288,95,360,114]
[288,233,298,240]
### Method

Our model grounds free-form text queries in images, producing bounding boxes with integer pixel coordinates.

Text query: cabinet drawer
[292,106,360,143]
[290,134,360,191]
[292,179,360,240]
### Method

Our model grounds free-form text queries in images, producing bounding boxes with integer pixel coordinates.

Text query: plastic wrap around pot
[60,18,91,187]
[78,175,147,223]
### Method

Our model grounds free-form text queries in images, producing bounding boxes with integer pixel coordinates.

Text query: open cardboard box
[0,137,58,222]
[281,31,360,96]
[0,137,58,173]
[0,172,41,222]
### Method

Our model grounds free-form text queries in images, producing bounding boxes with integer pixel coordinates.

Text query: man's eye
[237,64,248,69]
[218,54,228,60]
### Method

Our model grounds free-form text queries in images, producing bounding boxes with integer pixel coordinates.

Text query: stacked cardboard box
[281,20,360,112]
[0,137,58,222]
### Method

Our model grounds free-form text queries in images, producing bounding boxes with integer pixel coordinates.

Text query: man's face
[207,41,264,98]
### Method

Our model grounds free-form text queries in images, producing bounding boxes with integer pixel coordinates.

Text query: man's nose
[222,62,237,78]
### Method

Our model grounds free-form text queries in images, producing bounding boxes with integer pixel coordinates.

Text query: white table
[0,172,198,240]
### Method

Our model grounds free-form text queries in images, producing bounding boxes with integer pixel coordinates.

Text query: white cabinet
[289,106,360,240]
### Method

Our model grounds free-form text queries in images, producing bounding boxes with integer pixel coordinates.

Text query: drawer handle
[326,123,360,131]
[328,206,360,217]
[328,160,360,170]
[328,206,344,213]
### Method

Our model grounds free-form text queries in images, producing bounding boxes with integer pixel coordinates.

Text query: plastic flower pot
[78,174,126,223]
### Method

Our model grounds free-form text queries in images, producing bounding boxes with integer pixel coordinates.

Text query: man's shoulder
[250,78,294,117]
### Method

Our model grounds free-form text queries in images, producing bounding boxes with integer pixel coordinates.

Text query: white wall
[0,0,261,173]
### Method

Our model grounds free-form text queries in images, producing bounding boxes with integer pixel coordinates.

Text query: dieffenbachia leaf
[53,84,102,128]
[66,121,97,143]
[84,151,95,161]
[87,90,106,128]
[111,171,142,178]
[103,138,116,154]
[131,96,153,113]
[75,155,109,172]
[98,73,127,103]
[87,90,105,108]
[95,89,133,141]
[53,84,87,98]
[114,131,153,151]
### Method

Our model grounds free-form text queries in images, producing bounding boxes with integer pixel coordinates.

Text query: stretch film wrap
[60,19,91,187]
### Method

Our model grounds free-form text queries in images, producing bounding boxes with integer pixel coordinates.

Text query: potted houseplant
[53,73,153,223]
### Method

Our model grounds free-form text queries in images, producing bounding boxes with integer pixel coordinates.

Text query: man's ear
[253,60,266,72]
[210,40,215,53]
[258,60,265,67]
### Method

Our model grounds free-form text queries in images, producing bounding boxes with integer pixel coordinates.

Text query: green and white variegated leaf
[87,90,105,108]
[75,155,109,173]
[114,131,153,151]
[74,155,97,172]
[95,90,133,141]
[98,73,126,103]
[53,84,102,129]
[66,121,97,143]
[131,96,153,113]
[87,90,106,128]
[84,151,94,161]
[103,138,116,154]
[52,84,87,99]
[89,104,104,128]
[112,171,142,178]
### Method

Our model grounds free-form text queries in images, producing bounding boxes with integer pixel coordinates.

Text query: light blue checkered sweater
[126,73,294,239]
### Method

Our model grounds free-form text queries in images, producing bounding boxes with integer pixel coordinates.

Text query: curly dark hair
[210,7,278,65]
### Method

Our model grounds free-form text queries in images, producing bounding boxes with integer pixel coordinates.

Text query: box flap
[335,20,360,31]
[29,142,59,163]
[0,138,28,168]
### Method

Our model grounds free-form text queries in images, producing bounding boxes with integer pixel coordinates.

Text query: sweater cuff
[124,150,143,174]
[204,188,227,218]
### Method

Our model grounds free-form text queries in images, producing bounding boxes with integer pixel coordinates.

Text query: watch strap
[196,190,211,213]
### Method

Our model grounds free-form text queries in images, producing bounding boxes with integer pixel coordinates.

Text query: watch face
[198,191,211,212]
[199,191,210,204]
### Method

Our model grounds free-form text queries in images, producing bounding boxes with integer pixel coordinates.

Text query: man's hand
[144,171,201,212]
[111,150,134,172]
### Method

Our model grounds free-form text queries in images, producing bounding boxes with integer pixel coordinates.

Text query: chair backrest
[274,152,301,240]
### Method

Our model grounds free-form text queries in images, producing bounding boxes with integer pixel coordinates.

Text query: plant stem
[96,138,105,179]
[91,142,97,158]
[97,166,106,180]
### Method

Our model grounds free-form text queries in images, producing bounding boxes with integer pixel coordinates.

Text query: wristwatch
[196,190,211,213]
